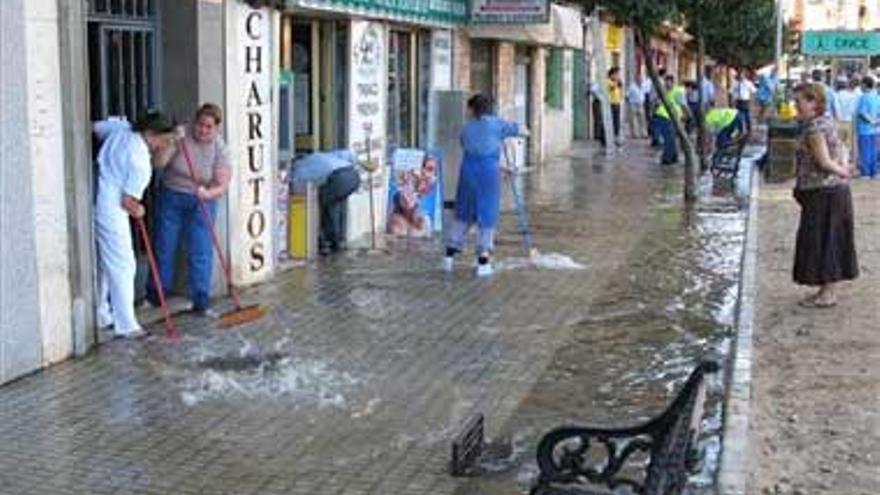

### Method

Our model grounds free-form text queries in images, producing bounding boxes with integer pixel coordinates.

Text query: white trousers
[95,208,141,334]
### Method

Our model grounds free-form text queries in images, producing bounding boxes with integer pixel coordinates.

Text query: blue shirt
[291,149,356,185]
[460,115,519,159]
[856,91,880,136]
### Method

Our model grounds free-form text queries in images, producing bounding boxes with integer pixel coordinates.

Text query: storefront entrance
[86,0,160,302]
[286,18,348,154]
[387,29,432,153]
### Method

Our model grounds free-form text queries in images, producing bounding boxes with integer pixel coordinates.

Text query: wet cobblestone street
[0,142,751,495]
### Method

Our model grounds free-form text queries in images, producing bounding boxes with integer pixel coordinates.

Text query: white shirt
[836,88,861,122]
[732,80,756,101]
[627,82,645,104]
[94,120,152,220]
[641,79,653,99]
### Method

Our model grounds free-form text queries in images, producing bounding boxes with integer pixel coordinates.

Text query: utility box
[434,91,468,205]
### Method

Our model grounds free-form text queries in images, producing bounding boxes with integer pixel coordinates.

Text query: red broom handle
[135,216,177,338]
[179,139,243,309]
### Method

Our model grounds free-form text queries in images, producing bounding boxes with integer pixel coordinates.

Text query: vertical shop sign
[233,4,274,283]
[431,30,453,90]
[347,20,387,240]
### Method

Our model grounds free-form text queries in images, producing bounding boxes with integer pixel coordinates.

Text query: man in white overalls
[93,112,178,338]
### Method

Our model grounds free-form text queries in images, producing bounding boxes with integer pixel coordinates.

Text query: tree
[590,0,701,203]
[702,0,777,72]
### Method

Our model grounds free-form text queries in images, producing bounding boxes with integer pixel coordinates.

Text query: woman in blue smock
[443,94,523,276]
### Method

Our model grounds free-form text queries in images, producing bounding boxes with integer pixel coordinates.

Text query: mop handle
[135,216,177,338]
[501,141,533,251]
[180,139,243,309]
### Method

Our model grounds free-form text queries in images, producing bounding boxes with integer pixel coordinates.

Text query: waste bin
[287,181,318,260]
[765,119,800,182]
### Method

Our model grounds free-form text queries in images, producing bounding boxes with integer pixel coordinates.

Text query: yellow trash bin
[287,182,318,259]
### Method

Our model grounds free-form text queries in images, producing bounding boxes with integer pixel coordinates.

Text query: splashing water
[180,354,359,407]
[496,252,586,272]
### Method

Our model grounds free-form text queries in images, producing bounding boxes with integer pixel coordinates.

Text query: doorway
[87,0,160,303]
[514,48,532,164]
[287,18,348,154]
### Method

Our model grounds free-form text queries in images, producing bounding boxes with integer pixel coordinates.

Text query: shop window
[545,48,563,110]
[470,40,494,98]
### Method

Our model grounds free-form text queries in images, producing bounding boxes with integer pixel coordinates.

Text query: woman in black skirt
[792,83,858,308]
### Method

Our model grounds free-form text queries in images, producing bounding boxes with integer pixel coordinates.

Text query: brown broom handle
[135,216,177,338]
[179,139,243,309]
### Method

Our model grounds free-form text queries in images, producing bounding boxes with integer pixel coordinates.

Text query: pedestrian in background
[93,112,179,338]
[792,83,857,308]
[835,76,860,166]
[855,76,880,179]
[443,93,524,277]
[607,67,624,147]
[731,72,756,133]
[756,70,778,122]
[701,67,716,108]
[146,103,231,317]
[626,73,648,139]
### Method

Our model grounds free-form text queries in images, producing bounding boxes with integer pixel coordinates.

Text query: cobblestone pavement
[0,142,749,495]
[747,180,880,495]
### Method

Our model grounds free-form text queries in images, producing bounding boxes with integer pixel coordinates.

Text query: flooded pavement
[0,142,753,495]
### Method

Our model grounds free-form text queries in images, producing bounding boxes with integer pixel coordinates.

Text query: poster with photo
[386,149,443,238]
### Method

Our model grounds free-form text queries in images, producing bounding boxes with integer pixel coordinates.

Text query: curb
[717,155,762,494]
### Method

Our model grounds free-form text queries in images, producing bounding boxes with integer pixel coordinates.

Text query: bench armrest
[533,361,719,495]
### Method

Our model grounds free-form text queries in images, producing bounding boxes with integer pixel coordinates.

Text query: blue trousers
[716,113,746,150]
[649,115,662,147]
[658,117,678,164]
[858,134,877,178]
[147,187,217,310]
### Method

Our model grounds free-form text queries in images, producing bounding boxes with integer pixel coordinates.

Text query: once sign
[802,31,880,57]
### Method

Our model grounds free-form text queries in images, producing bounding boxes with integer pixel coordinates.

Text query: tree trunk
[636,29,699,203]
[696,34,708,172]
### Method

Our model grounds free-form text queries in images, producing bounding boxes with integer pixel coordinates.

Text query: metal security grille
[87,0,158,120]
[88,0,154,20]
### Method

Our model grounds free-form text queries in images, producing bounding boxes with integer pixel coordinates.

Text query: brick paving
[0,142,747,495]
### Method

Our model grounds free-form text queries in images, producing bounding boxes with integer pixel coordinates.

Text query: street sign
[802,30,880,57]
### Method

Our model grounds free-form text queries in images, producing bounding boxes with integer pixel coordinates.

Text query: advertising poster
[387,149,443,237]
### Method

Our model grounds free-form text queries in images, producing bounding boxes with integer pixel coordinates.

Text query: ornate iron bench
[710,137,747,179]
[529,360,719,495]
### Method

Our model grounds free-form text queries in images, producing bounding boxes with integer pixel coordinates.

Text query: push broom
[502,140,539,260]
[135,216,178,338]
[180,139,267,328]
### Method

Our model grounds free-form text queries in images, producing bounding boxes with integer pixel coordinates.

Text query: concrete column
[530,46,546,165]
[495,42,516,120]
[0,0,74,384]
[1,0,43,384]
[453,29,471,92]
[57,0,96,356]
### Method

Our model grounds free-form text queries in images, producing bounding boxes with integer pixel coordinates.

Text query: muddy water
[459,151,754,494]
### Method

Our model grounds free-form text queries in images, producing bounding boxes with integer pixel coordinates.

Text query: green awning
[285,0,468,25]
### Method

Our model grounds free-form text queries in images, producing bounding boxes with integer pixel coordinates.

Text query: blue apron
[453,115,519,229]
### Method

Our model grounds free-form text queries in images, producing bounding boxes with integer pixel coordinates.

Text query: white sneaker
[476,263,494,277]
[442,256,455,272]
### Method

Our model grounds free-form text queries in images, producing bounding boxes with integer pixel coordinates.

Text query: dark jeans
[610,103,621,142]
[735,99,752,133]
[146,187,217,311]
[716,112,746,150]
[658,117,678,164]
[319,166,361,249]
